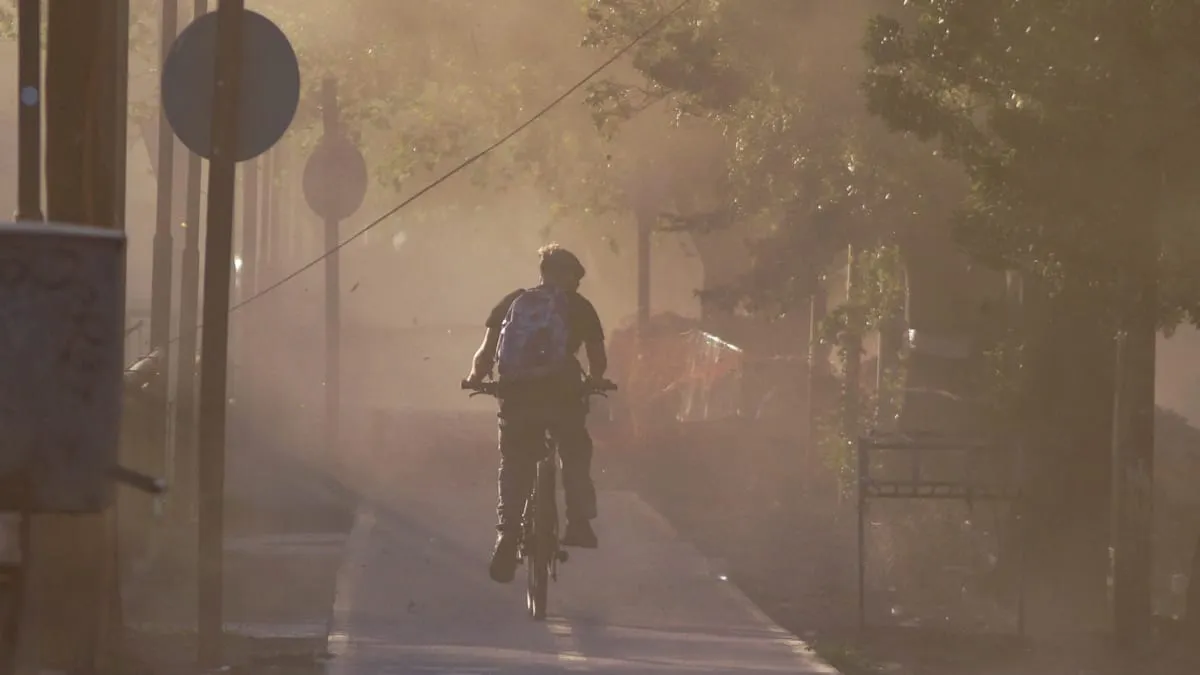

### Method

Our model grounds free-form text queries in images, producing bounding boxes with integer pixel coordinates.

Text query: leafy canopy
[863,0,1200,326]
[582,0,964,316]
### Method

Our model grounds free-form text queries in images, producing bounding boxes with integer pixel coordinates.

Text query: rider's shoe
[489,533,520,583]
[561,520,598,549]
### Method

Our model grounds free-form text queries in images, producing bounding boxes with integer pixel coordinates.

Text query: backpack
[495,286,572,381]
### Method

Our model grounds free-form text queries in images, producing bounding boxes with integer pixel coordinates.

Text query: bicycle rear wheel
[526,459,556,620]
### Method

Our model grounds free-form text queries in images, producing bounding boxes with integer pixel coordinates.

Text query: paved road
[326,451,838,675]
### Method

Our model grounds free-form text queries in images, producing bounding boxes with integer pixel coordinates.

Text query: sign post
[302,77,368,459]
[160,4,299,665]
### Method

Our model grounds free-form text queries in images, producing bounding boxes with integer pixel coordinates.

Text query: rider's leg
[552,405,598,548]
[497,413,540,534]
[491,408,541,582]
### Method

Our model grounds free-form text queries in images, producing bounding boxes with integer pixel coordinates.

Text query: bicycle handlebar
[460,378,617,398]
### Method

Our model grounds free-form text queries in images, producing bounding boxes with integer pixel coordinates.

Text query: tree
[581,0,980,483]
[581,0,966,321]
[862,0,1200,635]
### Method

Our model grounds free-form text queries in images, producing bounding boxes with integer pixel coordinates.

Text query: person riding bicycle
[464,243,609,584]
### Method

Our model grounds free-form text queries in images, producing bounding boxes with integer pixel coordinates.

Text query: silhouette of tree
[581,0,964,317]
[862,0,1200,634]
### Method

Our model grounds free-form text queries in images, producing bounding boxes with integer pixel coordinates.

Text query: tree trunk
[1019,281,1117,634]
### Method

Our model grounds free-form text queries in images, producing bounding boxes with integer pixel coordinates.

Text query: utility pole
[151,0,179,361]
[321,80,342,456]
[172,0,208,526]
[302,78,368,459]
[196,0,245,665]
[8,3,41,674]
[148,0,179,518]
[36,1,130,673]
[636,209,651,332]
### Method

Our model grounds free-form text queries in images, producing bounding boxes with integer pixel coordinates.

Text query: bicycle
[461,376,617,620]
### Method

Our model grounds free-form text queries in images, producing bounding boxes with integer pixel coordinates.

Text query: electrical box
[0,222,126,513]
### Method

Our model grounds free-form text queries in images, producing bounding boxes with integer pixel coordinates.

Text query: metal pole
[857,437,867,630]
[150,0,178,354]
[16,0,42,222]
[321,78,341,455]
[171,0,206,525]
[196,0,244,665]
[843,245,862,449]
[1016,441,1027,637]
[260,149,274,281]
[270,147,280,274]
[325,219,340,453]
[242,159,259,298]
[148,0,179,515]
[805,290,826,465]
[636,210,651,330]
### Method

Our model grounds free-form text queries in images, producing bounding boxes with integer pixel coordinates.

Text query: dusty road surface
[326,437,839,675]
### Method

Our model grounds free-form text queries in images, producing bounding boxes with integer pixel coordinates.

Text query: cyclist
[464,243,609,583]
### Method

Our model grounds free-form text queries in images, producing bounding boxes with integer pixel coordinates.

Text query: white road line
[546,618,589,671]
[326,504,377,675]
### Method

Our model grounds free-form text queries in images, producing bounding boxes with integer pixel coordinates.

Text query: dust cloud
[76,0,1200,673]
[109,0,715,557]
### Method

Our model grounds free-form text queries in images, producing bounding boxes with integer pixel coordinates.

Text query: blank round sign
[161,10,300,162]
[304,135,369,222]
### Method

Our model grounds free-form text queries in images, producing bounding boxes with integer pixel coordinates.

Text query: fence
[856,431,1027,634]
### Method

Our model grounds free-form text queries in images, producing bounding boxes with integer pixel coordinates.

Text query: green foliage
[582,0,964,316]
[819,245,907,346]
[862,0,1200,327]
[48,0,625,233]
[816,244,909,488]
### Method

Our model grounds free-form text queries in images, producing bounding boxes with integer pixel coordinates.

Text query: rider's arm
[576,295,608,380]
[471,327,500,379]
[473,290,522,380]
[584,338,607,380]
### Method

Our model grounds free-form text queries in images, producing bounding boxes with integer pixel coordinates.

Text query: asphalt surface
[325,452,839,675]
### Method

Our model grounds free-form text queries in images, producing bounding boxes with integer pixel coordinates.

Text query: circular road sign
[161,10,300,162]
[303,135,368,222]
